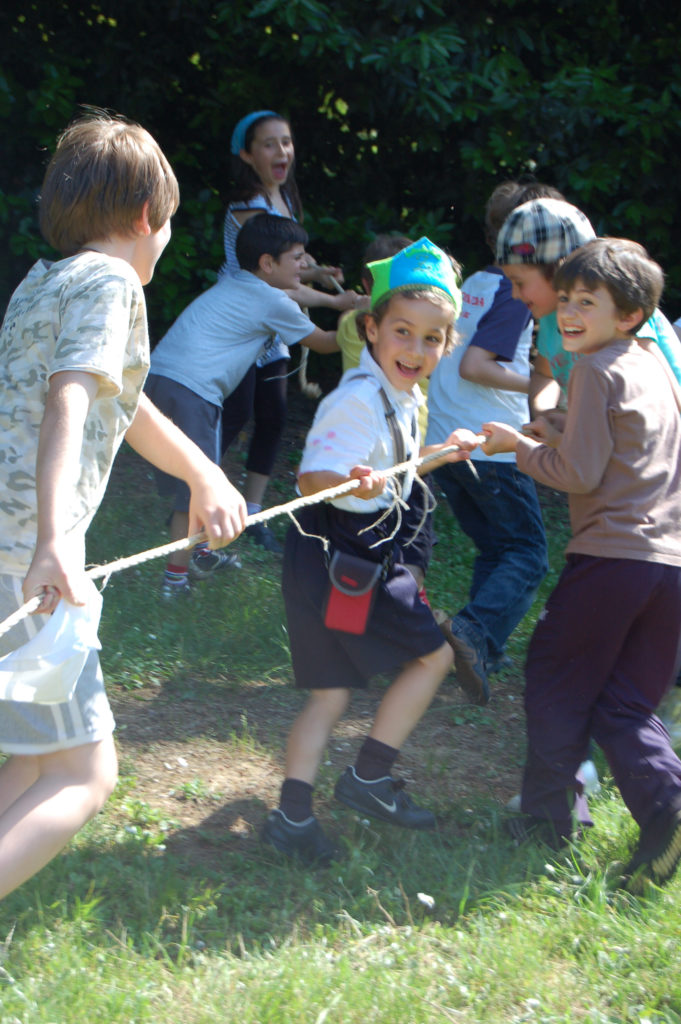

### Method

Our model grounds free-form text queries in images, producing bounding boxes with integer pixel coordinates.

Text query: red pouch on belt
[323,550,383,635]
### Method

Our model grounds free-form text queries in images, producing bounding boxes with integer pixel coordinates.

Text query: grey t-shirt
[150,270,314,406]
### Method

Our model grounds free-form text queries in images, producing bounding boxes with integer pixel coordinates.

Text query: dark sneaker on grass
[623,806,681,893]
[504,813,566,849]
[160,579,192,601]
[246,522,283,554]
[439,616,490,705]
[334,766,436,829]
[261,809,337,866]
[188,548,242,580]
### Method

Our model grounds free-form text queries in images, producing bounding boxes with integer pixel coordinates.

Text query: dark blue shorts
[144,373,221,512]
[281,505,445,690]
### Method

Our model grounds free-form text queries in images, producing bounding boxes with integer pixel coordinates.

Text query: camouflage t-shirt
[0,251,149,574]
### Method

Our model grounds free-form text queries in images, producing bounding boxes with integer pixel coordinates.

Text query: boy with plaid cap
[262,239,479,864]
[496,197,681,422]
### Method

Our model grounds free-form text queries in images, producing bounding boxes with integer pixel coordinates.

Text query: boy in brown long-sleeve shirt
[483,238,681,890]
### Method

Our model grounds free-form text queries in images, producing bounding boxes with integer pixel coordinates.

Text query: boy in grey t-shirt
[145,214,339,596]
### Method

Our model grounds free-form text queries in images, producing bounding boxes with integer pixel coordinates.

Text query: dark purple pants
[522,554,681,838]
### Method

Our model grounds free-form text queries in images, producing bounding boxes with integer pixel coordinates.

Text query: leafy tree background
[2,0,681,337]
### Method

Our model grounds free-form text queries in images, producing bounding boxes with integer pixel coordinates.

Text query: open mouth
[396,360,421,378]
[272,161,289,180]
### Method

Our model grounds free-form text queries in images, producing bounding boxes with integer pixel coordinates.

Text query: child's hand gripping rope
[0,435,485,640]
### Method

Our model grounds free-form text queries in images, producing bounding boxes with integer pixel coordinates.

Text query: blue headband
[231,110,280,155]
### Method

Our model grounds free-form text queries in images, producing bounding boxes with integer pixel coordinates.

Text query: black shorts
[144,373,221,512]
[281,505,445,690]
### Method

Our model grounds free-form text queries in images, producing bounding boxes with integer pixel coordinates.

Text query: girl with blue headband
[261,239,480,864]
[218,110,360,554]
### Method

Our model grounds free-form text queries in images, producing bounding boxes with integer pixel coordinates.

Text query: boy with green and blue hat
[262,238,480,864]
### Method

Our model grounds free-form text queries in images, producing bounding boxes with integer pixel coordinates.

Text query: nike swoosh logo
[370,793,396,813]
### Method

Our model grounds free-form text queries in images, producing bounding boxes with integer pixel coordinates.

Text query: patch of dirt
[111,676,527,869]
[107,359,559,871]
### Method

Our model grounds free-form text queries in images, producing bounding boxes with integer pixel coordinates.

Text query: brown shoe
[438,616,490,705]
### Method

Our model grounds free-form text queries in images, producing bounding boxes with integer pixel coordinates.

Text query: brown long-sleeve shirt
[517,339,681,567]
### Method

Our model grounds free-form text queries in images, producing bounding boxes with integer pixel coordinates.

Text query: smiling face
[500,263,558,319]
[556,279,641,354]
[241,118,294,189]
[262,243,307,290]
[364,294,452,392]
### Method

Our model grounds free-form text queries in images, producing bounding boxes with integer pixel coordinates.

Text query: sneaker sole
[260,822,336,866]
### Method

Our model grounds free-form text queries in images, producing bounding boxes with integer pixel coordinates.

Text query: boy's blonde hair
[39,109,180,256]
[553,238,664,332]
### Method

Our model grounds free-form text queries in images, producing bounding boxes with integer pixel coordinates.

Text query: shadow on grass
[1,794,575,962]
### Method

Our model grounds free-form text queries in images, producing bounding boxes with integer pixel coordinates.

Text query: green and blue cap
[367,237,462,318]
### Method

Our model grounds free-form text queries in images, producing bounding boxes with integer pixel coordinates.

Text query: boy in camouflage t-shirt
[0,111,246,899]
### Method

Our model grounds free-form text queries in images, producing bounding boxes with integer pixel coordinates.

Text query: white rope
[297,346,322,399]
[298,266,352,400]
[0,439,485,638]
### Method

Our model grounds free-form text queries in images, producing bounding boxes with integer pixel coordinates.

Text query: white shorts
[0,575,115,754]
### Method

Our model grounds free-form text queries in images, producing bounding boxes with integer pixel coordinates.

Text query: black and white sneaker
[261,809,337,865]
[334,766,436,829]
[188,547,242,580]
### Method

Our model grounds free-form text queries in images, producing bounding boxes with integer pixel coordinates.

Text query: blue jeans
[434,459,548,662]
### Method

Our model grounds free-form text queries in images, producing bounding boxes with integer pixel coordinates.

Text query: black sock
[354,737,399,781]
[279,778,314,822]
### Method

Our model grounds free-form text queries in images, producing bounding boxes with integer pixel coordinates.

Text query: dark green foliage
[2,0,681,334]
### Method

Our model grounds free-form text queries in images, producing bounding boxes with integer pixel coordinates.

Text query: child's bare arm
[459,345,530,394]
[23,370,100,612]
[418,428,480,474]
[298,465,387,501]
[287,282,363,313]
[125,393,247,548]
[481,421,526,456]
[300,327,339,354]
[522,412,565,447]
[529,353,561,418]
[300,260,344,287]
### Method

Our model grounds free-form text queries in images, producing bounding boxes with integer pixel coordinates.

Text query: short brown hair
[39,109,180,256]
[361,233,413,290]
[485,180,565,249]
[553,238,664,331]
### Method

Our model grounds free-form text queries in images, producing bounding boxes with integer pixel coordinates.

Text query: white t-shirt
[299,347,422,513]
[427,266,532,463]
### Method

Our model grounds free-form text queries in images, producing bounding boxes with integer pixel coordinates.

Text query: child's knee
[428,640,455,677]
[404,642,454,681]
[309,687,351,719]
[92,737,118,806]
[47,737,118,811]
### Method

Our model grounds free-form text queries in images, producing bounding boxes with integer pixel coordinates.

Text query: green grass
[2,454,681,1023]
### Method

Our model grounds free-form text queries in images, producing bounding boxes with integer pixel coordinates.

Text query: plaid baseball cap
[368,237,462,317]
[496,198,596,265]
